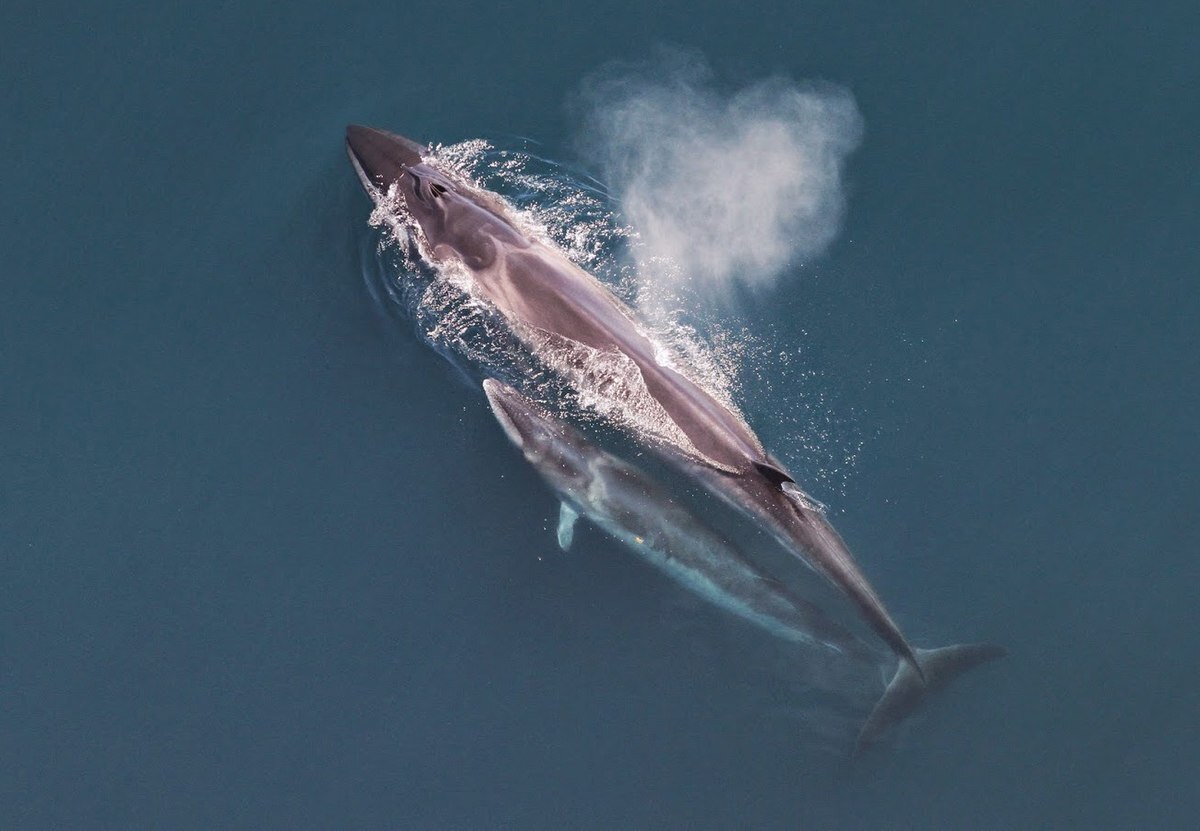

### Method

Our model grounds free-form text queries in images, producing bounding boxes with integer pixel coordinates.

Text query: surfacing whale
[345,125,920,673]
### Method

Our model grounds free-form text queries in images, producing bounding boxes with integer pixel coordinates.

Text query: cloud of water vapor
[574,50,862,308]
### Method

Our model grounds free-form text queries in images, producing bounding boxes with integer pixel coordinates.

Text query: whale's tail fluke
[855,642,1007,755]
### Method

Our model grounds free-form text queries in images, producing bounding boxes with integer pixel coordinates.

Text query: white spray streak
[575,50,862,312]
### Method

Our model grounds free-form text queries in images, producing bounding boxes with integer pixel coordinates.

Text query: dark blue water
[3,2,1197,828]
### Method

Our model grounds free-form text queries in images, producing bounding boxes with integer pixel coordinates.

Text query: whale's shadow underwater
[346,125,1006,755]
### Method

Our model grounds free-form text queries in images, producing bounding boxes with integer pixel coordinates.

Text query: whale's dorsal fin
[557,502,580,551]
[752,461,795,487]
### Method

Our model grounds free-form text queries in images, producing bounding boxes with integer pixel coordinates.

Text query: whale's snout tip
[345,124,426,189]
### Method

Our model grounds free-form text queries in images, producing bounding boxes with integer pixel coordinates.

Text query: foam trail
[574,49,862,315]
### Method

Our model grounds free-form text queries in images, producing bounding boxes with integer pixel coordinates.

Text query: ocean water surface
[2,2,1197,828]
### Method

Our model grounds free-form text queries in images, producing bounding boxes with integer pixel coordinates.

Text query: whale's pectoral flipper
[856,643,1008,755]
[557,502,580,551]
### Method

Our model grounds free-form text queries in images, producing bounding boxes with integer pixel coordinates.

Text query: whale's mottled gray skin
[346,125,920,675]
[482,378,877,663]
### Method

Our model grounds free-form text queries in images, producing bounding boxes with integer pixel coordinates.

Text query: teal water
[2,2,1197,828]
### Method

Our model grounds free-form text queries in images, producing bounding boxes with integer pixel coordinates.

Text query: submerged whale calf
[345,125,918,671]
[483,379,1006,752]
[483,378,875,663]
